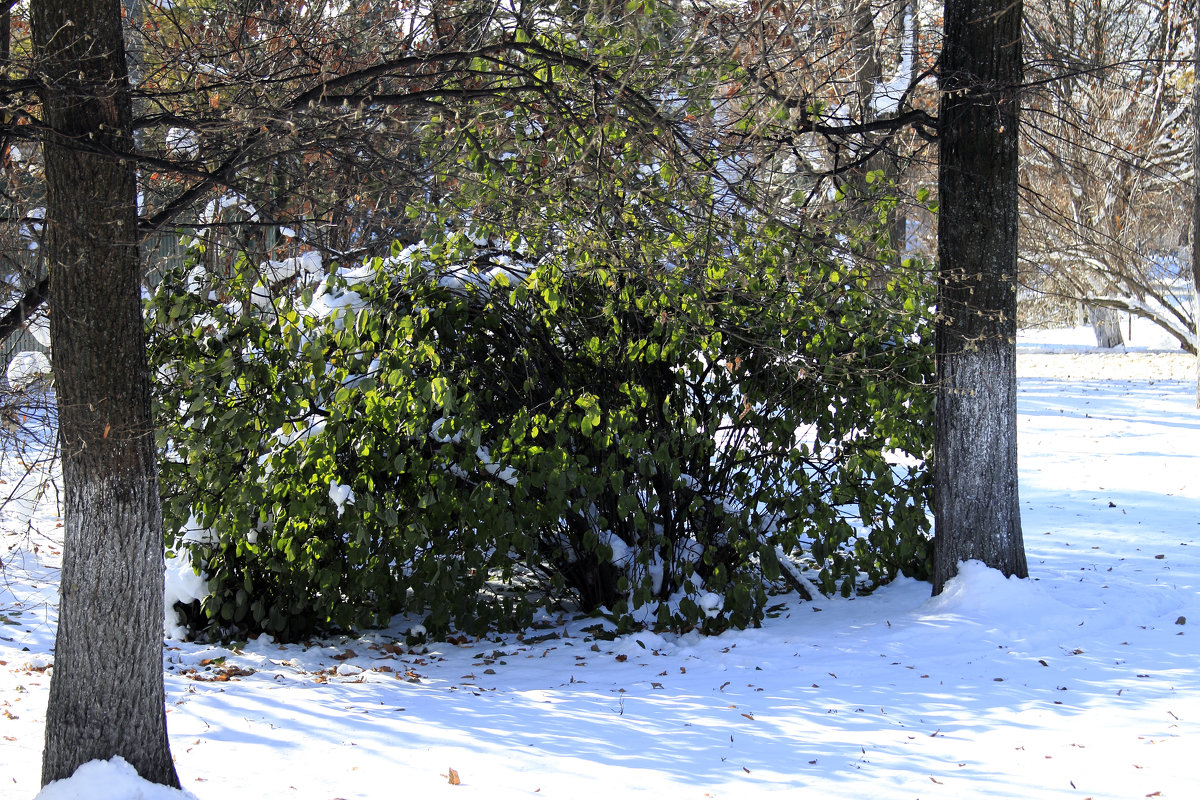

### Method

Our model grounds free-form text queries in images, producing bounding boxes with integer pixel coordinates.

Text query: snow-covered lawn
[2,328,1198,799]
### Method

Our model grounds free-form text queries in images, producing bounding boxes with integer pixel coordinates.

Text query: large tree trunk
[933,0,1029,594]
[33,0,179,787]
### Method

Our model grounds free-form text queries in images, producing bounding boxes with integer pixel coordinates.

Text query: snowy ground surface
[2,326,1198,799]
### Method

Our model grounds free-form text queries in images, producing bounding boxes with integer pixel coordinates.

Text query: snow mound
[613,629,673,657]
[35,758,200,800]
[919,559,1098,646]
[923,559,1033,615]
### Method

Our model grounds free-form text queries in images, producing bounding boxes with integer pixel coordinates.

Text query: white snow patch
[698,591,724,619]
[3,328,1200,800]
[871,10,916,115]
[165,127,200,160]
[179,514,218,545]
[27,315,51,348]
[198,192,258,226]
[260,251,323,285]
[6,351,51,387]
[329,479,356,516]
[600,530,631,566]
[35,758,200,800]
[613,629,673,658]
[163,548,209,640]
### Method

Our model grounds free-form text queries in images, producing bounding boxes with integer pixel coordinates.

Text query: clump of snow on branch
[260,251,324,285]
[328,479,356,517]
[198,192,259,226]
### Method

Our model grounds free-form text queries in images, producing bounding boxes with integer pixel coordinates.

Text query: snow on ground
[2,328,1199,799]
[1018,315,1195,382]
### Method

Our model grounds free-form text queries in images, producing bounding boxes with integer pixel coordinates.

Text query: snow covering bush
[148,208,933,641]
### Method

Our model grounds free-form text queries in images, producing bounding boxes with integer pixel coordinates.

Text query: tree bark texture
[933,0,1029,593]
[33,0,179,787]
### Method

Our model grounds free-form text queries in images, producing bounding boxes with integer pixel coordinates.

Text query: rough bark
[33,0,179,787]
[933,0,1029,594]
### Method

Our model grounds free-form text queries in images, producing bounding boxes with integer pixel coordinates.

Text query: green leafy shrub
[147,0,934,641]
[150,206,933,640]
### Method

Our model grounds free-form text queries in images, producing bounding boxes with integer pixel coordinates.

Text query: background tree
[933,0,1029,593]
[1022,0,1193,351]
[0,0,944,344]
[704,0,938,253]
[32,0,178,786]
[1193,0,1200,405]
